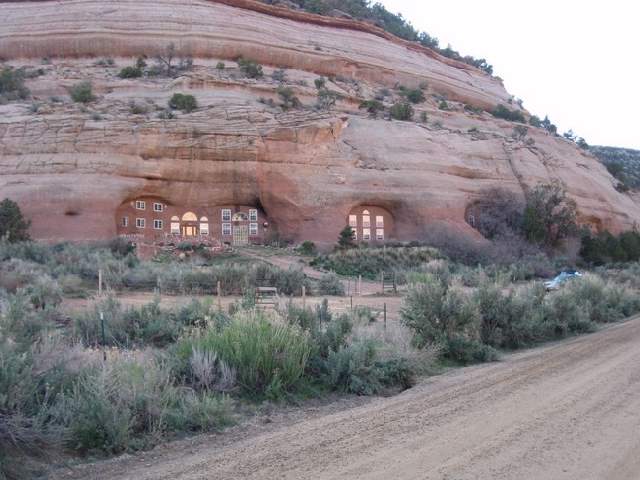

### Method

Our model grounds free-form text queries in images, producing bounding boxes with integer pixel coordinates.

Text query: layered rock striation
[0,0,637,244]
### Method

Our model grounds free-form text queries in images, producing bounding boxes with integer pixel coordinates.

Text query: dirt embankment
[52,316,640,480]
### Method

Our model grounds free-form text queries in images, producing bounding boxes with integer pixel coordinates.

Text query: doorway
[233,225,248,246]
[182,225,198,237]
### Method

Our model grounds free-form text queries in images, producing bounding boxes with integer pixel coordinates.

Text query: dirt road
[53,316,640,480]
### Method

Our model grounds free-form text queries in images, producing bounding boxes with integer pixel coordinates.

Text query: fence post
[350,295,353,311]
[302,285,306,309]
[383,303,387,331]
[217,281,222,310]
[381,272,384,295]
[98,268,103,296]
[358,275,362,296]
[100,311,107,361]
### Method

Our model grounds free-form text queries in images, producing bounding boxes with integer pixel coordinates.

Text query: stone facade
[115,196,269,246]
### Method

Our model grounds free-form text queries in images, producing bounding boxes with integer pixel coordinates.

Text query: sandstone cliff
[0,0,637,244]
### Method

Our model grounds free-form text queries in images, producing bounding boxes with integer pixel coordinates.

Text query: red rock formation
[0,0,637,246]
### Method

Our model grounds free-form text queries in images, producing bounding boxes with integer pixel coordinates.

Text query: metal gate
[233,225,249,246]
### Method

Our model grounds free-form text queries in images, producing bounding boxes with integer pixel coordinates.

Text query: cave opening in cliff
[115,195,270,249]
[347,205,394,243]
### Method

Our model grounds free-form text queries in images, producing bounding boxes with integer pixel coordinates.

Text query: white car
[544,271,583,291]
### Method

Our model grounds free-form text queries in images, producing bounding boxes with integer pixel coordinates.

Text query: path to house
[52,316,640,480]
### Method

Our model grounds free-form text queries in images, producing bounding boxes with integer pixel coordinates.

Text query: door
[233,225,248,246]
[182,225,198,237]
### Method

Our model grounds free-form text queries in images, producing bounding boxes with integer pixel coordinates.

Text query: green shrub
[179,310,311,398]
[74,297,186,348]
[323,339,414,395]
[118,66,143,79]
[580,229,640,265]
[444,336,498,364]
[283,302,352,369]
[276,86,301,110]
[25,275,62,311]
[168,93,197,113]
[216,62,225,71]
[271,68,287,83]
[237,57,263,78]
[68,81,95,104]
[401,276,479,349]
[438,100,449,110]
[317,273,345,296]
[491,104,525,123]
[316,88,340,110]
[313,246,441,279]
[403,88,425,104]
[297,240,317,256]
[389,102,414,121]
[359,99,384,116]
[164,391,234,432]
[128,101,148,115]
[52,356,233,453]
[0,67,29,101]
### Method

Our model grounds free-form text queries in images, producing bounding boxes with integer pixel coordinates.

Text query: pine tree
[0,198,30,242]
[338,226,355,248]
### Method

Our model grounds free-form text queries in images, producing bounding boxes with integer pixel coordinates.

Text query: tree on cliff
[522,182,577,247]
[0,198,31,243]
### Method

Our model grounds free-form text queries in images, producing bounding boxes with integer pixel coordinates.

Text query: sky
[379,0,640,149]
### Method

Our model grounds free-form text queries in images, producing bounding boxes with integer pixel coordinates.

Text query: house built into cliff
[115,197,395,251]
[348,206,394,244]
[116,196,269,248]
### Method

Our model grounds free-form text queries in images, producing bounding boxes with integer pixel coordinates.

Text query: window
[362,215,371,228]
[135,200,146,210]
[376,215,384,228]
[153,219,163,230]
[376,228,384,240]
[348,215,357,228]
[249,209,258,222]
[153,203,163,212]
[182,212,197,222]
[363,228,371,240]
[249,223,258,236]
[121,217,128,227]
[136,218,145,229]
[353,230,358,241]
[170,222,180,234]
[221,209,232,221]
[222,223,232,235]
[200,223,209,235]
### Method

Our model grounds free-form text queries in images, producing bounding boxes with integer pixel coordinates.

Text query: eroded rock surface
[0,0,636,243]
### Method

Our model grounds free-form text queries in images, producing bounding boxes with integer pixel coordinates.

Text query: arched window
[182,212,197,222]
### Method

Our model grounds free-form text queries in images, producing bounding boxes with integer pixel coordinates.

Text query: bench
[255,287,278,308]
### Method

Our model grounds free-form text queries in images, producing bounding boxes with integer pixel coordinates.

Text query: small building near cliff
[115,196,269,247]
